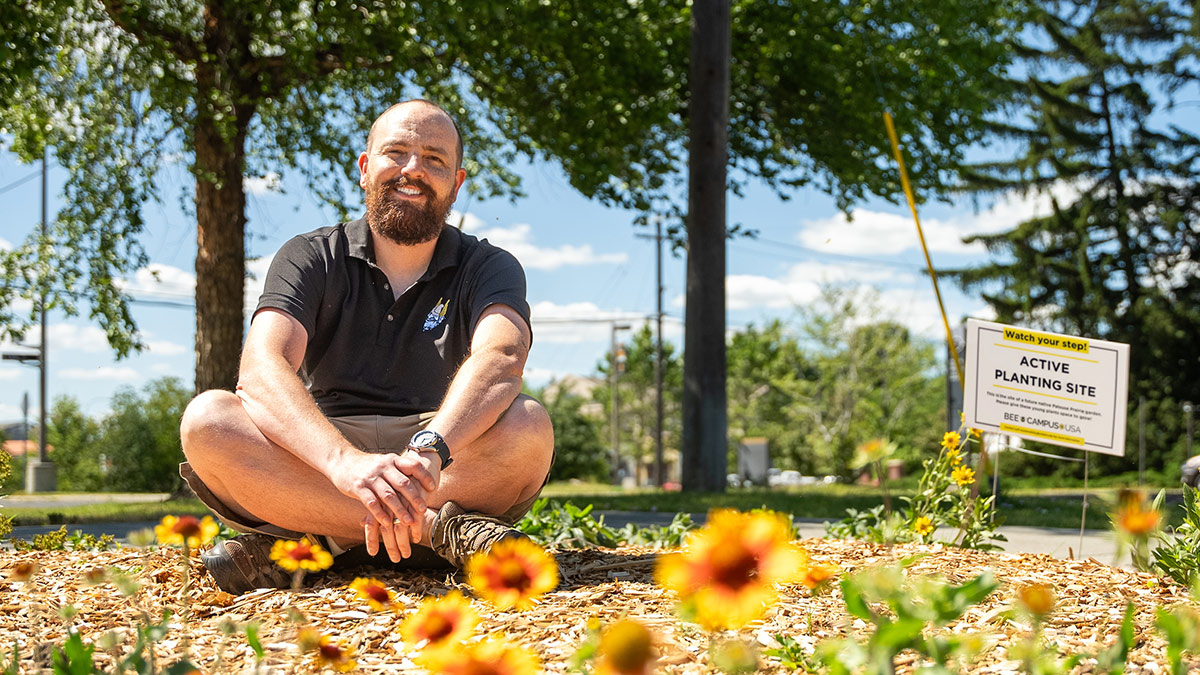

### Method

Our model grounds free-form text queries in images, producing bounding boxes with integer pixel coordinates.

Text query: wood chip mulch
[2,539,1197,673]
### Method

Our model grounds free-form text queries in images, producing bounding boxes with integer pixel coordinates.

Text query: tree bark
[192,100,251,393]
[681,0,730,492]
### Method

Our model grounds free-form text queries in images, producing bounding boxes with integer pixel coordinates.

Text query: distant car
[769,470,805,487]
[727,473,743,488]
[1183,455,1200,488]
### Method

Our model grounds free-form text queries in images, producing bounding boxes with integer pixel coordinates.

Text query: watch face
[411,430,438,447]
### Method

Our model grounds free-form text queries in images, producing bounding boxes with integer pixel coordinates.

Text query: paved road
[5,495,1133,569]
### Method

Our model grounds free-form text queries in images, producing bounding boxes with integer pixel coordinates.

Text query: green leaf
[245,621,264,660]
[51,632,98,675]
[840,577,874,621]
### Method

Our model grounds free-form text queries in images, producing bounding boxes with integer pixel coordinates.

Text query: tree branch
[99,0,200,63]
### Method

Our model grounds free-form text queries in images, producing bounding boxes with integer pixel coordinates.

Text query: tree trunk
[192,103,251,392]
[681,0,730,492]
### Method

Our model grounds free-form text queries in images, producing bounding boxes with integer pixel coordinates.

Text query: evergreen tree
[950,0,1199,475]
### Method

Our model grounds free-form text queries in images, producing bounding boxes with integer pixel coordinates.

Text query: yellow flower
[968,427,982,438]
[1115,489,1161,536]
[655,509,805,630]
[400,590,479,655]
[350,577,396,612]
[420,636,541,675]
[941,431,962,450]
[1017,583,1056,619]
[155,515,219,549]
[952,465,975,487]
[913,516,934,536]
[296,627,323,653]
[270,537,334,572]
[466,537,559,611]
[595,619,656,675]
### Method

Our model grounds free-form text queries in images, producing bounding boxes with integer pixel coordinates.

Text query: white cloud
[0,236,11,250]
[147,340,188,356]
[59,366,141,382]
[0,369,19,381]
[0,404,24,421]
[244,172,282,195]
[121,263,196,297]
[797,185,1078,257]
[471,222,628,271]
[22,323,111,354]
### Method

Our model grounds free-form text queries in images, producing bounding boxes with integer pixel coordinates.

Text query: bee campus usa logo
[423,297,449,331]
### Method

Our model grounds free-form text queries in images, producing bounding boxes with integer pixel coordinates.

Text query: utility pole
[22,148,56,492]
[636,220,667,486]
[1184,401,1194,458]
[682,0,731,492]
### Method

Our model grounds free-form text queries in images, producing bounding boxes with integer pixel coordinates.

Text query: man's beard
[365,177,453,246]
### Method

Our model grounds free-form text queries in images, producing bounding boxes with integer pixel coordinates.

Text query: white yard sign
[962,319,1130,456]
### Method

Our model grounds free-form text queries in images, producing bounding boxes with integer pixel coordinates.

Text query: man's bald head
[365,100,464,170]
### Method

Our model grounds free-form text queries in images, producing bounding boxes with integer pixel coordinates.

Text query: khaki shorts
[180,412,550,541]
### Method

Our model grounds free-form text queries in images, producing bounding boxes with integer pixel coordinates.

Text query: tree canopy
[949,0,1199,475]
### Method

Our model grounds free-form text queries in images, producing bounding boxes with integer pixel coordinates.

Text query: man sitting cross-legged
[179,99,554,594]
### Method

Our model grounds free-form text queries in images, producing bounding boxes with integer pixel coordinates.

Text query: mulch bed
[2,538,1196,673]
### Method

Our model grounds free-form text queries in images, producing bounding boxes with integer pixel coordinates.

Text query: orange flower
[10,561,39,582]
[1116,489,1161,536]
[655,509,805,630]
[295,627,356,672]
[1017,583,1056,618]
[270,537,334,572]
[350,577,396,612]
[420,636,541,675]
[155,515,219,549]
[400,590,479,654]
[952,465,975,487]
[801,561,839,591]
[466,537,558,611]
[595,619,656,675]
[913,516,934,536]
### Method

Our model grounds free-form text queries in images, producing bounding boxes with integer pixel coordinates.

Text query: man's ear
[357,152,370,189]
[451,167,466,200]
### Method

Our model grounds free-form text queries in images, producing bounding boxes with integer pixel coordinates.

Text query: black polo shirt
[255,218,532,418]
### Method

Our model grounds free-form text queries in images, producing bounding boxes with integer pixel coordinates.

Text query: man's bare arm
[236,308,439,559]
[426,303,532,460]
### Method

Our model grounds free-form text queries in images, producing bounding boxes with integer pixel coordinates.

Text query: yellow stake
[882,111,965,385]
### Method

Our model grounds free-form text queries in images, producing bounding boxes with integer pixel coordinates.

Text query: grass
[2,483,1183,531]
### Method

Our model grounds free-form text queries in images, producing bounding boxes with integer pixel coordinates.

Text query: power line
[731,236,926,271]
[0,168,42,196]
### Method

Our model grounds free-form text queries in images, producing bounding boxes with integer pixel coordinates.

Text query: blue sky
[0,138,1069,423]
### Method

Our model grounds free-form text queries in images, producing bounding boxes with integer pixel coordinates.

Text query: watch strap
[411,430,453,470]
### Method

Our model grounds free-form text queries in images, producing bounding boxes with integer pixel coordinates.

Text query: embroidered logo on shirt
[423,297,449,331]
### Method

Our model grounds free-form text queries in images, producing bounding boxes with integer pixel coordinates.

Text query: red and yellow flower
[655,509,805,630]
[155,515,219,549]
[419,636,541,675]
[466,537,558,611]
[350,576,397,612]
[270,537,334,572]
[594,618,656,675]
[400,590,479,655]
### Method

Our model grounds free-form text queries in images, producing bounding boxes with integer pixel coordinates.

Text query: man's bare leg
[180,390,553,550]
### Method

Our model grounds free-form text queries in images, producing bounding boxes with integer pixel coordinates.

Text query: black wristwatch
[409,429,453,470]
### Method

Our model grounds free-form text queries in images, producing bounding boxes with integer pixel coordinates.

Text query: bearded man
[179,100,554,594]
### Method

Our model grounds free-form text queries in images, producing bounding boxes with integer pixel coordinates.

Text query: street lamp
[1184,402,1194,459]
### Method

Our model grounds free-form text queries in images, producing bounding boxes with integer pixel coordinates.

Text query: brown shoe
[200,533,292,594]
[429,501,530,568]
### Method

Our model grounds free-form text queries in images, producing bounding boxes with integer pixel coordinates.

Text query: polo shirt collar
[345,217,463,279]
